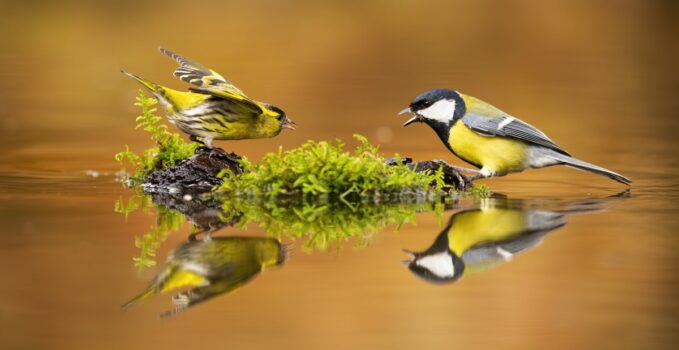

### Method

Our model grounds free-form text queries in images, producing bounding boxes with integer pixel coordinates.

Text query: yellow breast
[447,209,527,256]
[448,121,527,175]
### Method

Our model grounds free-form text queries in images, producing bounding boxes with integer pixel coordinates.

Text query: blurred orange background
[0,1,678,350]
[1,0,677,175]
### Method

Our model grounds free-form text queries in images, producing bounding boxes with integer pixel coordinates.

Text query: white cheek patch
[418,99,456,123]
[416,252,455,278]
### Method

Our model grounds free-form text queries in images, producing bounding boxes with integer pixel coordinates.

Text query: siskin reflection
[402,200,593,284]
[123,236,290,318]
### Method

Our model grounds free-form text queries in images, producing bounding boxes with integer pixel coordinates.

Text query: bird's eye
[413,100,431,110]
[276,114,285,122]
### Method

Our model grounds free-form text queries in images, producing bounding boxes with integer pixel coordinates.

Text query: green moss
[115,90,198,186]
[218,135,444,199]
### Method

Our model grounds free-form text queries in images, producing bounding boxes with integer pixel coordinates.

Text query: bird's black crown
[409,89,458,111]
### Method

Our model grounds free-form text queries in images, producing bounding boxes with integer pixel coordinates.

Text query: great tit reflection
[124,236,290,318]
[402,199,604,284]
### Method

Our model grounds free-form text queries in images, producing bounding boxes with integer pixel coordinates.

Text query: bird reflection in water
[124,236,290,318]
[402,196,618,284]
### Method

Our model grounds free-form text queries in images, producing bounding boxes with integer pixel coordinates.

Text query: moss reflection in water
[223,197,446,251]
[116,194,187,270]
[117,192,450,270]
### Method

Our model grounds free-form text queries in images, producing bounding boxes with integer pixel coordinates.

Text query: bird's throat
[427,119,458,155]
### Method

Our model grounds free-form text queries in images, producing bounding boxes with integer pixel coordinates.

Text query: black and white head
[402,249,465,284]
[399,89,466,128]
[401,226,465,284]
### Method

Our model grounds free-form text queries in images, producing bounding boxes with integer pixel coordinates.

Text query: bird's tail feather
[121,286,156,310]
[120,70,175,110]
[550,153,631,185]
[121,70,160,93]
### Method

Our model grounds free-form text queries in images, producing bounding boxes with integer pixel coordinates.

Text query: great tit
[402,204,568,284]
[123,236,290,318]
[399,89,631,185]
[122,48,295,148]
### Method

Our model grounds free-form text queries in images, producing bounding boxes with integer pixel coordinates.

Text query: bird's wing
[159,47,262,113]
[460,113,570,155]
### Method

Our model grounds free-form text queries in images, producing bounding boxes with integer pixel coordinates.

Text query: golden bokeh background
[0,1,678,349]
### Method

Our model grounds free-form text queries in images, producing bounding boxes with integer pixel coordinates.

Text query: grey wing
[461,113,570,156]
[461,211,565,268]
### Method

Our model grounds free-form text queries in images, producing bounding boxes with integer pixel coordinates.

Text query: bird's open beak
[282,116,296,130]
[398,107,412,116]
[401,248,416,266]
[398,107,421,127]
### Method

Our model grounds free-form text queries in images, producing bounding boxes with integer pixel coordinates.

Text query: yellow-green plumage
[446,208,530,257]
[123,236,288,318]
[448,94,528,175]
[448,120,528,175]
[122,48,294,148]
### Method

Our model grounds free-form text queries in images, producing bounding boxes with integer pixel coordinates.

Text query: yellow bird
[399,89,631,185]
[402,205,567,283]
[122,48,295,148]
[123,236,290,318]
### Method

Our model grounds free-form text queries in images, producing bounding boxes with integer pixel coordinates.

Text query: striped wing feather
[461,113,570,156]
[158,47,261,113]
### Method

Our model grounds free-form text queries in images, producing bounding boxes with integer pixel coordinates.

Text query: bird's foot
[469,174,490,181]
[449,165,482,174]
[188,227,215,242]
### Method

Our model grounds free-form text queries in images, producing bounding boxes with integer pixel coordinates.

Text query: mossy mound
[139,148,472,198]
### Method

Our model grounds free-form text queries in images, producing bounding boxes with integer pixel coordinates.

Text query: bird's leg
[469,168,492,181]
[190,135,215,154]
[203,136,214,149]
[204,227,215,241]
[449,165,481,174]
[188,227,207,241]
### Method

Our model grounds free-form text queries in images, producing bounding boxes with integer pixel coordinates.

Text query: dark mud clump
[384,157,473,192]
[142,148,243,195]
[147,190,242,235]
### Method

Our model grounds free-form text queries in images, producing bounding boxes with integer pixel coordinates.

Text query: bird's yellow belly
[207,119,259,140]
[175,114,277,140]
[448,122,527,175]
[448,209,528,255]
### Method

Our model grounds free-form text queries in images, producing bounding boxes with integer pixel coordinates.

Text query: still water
[1,1,678,349]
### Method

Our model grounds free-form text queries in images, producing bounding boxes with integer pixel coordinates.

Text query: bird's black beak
[282,116,296,130]
[398,107,421,127]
